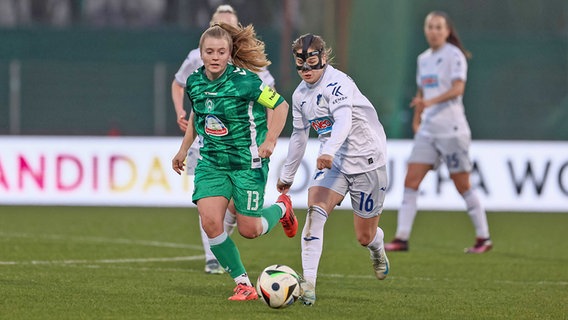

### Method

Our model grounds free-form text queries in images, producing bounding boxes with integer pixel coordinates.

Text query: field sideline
[0,206,566,319]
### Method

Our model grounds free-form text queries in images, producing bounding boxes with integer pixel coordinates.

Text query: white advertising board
[0,137,566,212]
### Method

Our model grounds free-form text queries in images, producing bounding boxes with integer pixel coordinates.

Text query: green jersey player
[187,63,277,171]
[172,22,298,302]
[171,4,277,276]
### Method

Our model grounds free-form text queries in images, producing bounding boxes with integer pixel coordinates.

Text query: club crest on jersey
[316,94,322,106]
[204,115,228,136]
[206,98,214,111]
[309,116,333,135]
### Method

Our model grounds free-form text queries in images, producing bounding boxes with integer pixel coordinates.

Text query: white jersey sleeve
[279,92,311,184]
[319,80,353,157]
[174,48,203,86]
[257,68,276,88]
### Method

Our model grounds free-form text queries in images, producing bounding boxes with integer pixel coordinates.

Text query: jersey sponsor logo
[309,117,333,135]
[204,92,218,96]
[332,96,347,104]
[331,86,343,96]
[204,115,228,136]
[326,82,338,87]
[421,75,438,88]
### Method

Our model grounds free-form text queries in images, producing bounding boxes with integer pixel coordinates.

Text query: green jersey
[187,64,285,170]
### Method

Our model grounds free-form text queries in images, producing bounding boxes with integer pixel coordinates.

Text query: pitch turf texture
[0,206,566,320]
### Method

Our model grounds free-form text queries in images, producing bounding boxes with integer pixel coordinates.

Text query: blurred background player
[171,4,276,274]
[384,11,492,254]
[277,33,390,306]
[172,22,296,301]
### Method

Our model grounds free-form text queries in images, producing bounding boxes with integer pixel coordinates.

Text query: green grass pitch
[0,206,566,319]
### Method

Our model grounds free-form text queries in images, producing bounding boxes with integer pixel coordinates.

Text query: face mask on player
[294,34,325,71]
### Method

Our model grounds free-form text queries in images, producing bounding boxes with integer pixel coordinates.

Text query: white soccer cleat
[204,259,224,274]
[371,246,390,280]
[298,279,316,306]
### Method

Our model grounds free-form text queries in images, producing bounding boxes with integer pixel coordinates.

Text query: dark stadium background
[0,0,566,140]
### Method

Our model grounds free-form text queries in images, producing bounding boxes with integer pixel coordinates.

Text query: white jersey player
[276,34,390,306]
[415,42,470,138]
[384,11,492,254]
[170,4,277,275]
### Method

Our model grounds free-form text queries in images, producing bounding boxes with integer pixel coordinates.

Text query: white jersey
[416,42,471,137]
[280,65,387,183]
[174,48,276,88]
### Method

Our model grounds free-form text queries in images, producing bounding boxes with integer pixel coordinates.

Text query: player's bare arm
[258,101,289,158]
[172,113,197,174]
[171,80,189,132]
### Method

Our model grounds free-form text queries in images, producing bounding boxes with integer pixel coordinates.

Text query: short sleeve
[450,50,467,82]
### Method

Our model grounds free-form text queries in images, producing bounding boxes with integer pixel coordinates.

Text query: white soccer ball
[256,264,301,309]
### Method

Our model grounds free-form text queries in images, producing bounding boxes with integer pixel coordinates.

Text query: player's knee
[404,174,422,189]
[356,233,373,246]
[451,174,471,194]
[404,179,421,190]
[237,225,262,239]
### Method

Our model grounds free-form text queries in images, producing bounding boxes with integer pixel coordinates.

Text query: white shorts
[309,165,388,218]
[407,133,472,173]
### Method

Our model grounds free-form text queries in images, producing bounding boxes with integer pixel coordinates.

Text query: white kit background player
[384,11,492,254]
[277,34,390,306]
[171,4,276,274]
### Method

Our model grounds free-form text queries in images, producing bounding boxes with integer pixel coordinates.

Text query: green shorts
[193,162,269,217]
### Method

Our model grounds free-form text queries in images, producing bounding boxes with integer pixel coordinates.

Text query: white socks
[366,227,385,258]
[223,209,237,236]
[395,188,419,240]
[234,274,252,287]
[395,187,490,241]
[462,189,490,239]
[301,205,328,286]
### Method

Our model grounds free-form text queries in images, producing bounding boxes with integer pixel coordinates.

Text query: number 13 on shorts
[247,190,260,211]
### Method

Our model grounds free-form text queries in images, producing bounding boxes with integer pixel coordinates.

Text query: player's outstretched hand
[277,179,292,193]
[177,114,189,132]
[258,140,276,159]
[172,151,186,175]
[316,154,333,170]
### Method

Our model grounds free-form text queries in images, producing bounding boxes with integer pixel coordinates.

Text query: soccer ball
[256,264,301,309]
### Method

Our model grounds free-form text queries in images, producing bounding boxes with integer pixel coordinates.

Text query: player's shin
[301,205,328,285]
[208,232,248,282]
